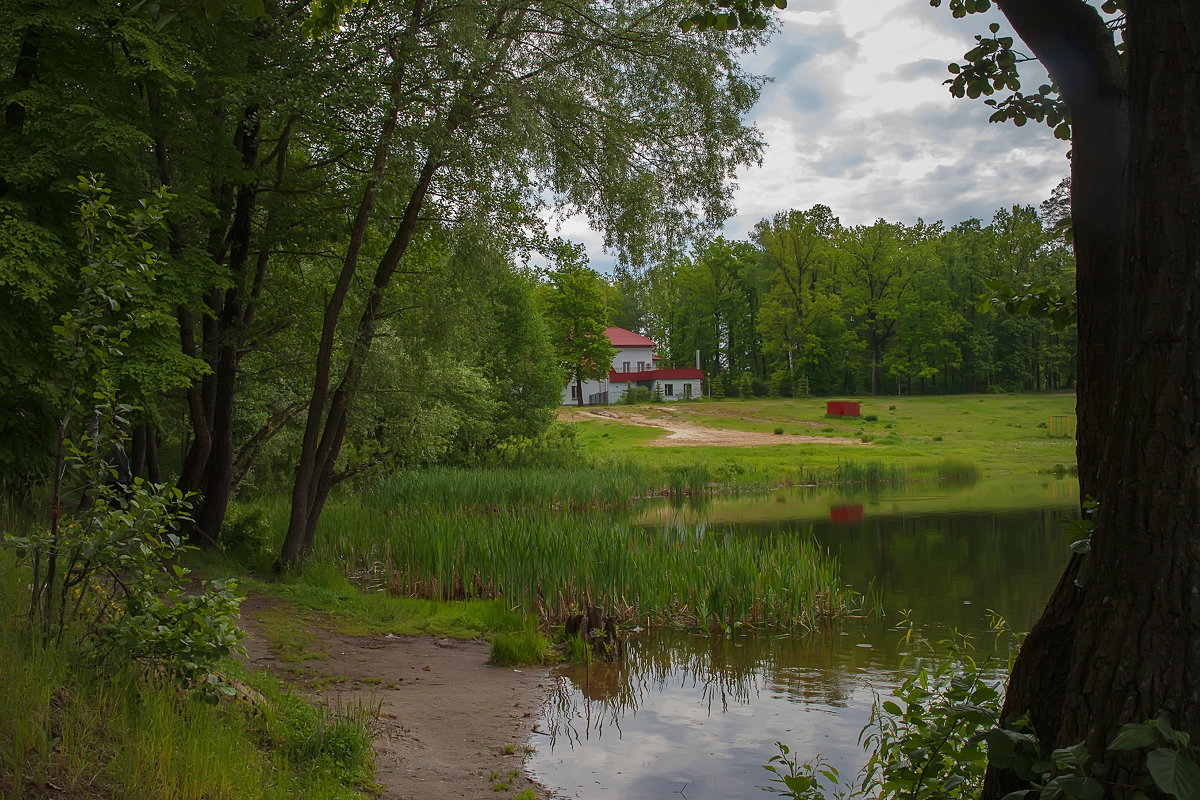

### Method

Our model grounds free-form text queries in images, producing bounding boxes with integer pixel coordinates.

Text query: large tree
[541,241,616,407]
[957,4,1200,795]
[278,0,766,565]
[701,0,1198,792]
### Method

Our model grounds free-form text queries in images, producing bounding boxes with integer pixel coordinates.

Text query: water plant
[933,458,981,485]
[298,502,852,630]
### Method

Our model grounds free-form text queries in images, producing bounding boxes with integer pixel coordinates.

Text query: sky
[555,0,1071,272]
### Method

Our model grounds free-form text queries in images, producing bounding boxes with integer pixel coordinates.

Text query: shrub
[773,427,784,435]
[221,503,275,560]
[863,414,878,422]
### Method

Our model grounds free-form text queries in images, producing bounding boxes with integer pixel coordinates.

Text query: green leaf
[1147,748,1200,800]
[243,0,265,15]
[1108,722,1162,751]
[783,775,812,793]
[1051,742,1091,768]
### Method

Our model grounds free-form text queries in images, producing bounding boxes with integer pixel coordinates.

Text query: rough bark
[984,2,1199,797]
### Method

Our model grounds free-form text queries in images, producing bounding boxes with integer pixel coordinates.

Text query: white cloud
[559,0,1069,272]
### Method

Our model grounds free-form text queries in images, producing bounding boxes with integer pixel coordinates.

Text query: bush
[221,503,275,560]
[487,423,582,468]
[773,427,784,435]
[864,414,878,422]
[621,385,653,405]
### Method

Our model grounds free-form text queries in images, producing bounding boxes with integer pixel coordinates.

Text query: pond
[526,476,1080,799]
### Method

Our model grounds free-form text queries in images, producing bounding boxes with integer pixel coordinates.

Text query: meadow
[569,393,1078,479]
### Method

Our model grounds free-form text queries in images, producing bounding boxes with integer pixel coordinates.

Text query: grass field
[568,393,1078,479]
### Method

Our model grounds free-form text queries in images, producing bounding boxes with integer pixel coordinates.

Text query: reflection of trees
[743,508,1074,634]
[539,627,895,748]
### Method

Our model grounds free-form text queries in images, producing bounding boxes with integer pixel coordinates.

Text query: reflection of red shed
[826,400,861,417]
[829,504,864,524]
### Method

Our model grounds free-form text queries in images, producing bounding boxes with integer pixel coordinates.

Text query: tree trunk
[984,3,1199,797]
[280,146,441,567]
[194,109,260,545]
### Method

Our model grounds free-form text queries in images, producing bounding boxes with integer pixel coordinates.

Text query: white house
[562,327,704,405]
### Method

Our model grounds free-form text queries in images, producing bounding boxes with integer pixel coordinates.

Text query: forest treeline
[0,0,1073,556]
[602,190,1076,400]
[0,0,768,557]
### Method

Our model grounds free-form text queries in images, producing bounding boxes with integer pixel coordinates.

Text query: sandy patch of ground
[560,406,865,448]
[239,594,549,800]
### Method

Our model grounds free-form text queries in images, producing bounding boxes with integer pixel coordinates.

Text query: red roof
[609,368,704,382]
[606,327,656,348]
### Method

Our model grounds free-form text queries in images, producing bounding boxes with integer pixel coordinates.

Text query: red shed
[826,400,861,417]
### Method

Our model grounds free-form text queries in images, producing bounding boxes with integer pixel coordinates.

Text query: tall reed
[306,504,853,631]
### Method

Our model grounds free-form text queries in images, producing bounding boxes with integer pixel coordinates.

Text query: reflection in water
[533,626,899,799]
[529,480,1078,800]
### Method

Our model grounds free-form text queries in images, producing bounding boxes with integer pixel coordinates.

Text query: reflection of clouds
[528,627,904,800]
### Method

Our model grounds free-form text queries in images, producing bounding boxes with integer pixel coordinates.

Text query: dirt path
[239,595,550,800]
[561,405,865,447]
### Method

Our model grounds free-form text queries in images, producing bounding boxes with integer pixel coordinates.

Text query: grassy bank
[566,393,1078,479]
[0,551,376,800]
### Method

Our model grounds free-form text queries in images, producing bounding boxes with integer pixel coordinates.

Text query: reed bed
[363,465,656,510]
[304,504,854,631]
[361,463,783,512]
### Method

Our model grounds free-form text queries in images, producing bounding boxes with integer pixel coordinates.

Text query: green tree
[279,0,767,565]
[541,241,616,407]
[836,220,912,395]
[754,205,844,390]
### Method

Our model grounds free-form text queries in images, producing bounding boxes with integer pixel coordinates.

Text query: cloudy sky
[559,0,1071,271]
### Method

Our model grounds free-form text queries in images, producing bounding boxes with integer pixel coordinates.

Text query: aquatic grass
[933,458,982,485]
[305,504,854,631]
[362,465,656,511]
[830,460,908,487]
[489,629,554,666]
[360,463,777,511]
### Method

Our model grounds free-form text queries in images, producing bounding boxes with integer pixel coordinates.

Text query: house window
[684,383,692,399]
[570,384,578,399]
[638,361,645,371]
[665,384,674,396]
[623,361,630,372]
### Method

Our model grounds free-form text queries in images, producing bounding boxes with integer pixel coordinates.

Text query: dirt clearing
[240,595,549,800]
[560,405,864,447]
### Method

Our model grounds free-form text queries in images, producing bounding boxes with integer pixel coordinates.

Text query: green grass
[568,394,1077,480]
[364,463,658,511]
[0,549,376,800]
[285,502,852,631]
[489,629,553,666]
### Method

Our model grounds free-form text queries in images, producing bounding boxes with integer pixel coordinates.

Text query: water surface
[528,477,1079,799]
